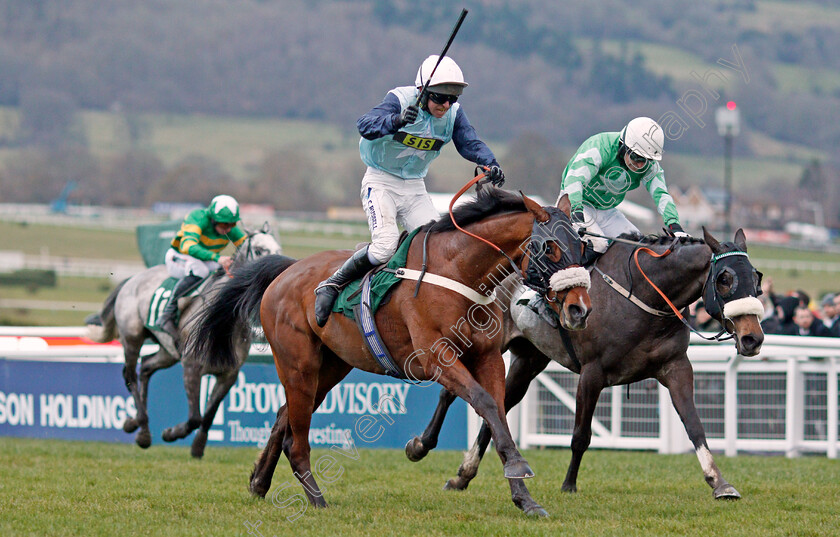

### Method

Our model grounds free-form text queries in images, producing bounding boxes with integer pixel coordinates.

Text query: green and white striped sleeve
[562,141,604,212]
[643,164,680,226]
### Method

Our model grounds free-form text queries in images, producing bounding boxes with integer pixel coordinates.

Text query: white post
[518,375,533,449]
[507,397,520,444]
[785,358,803,458]
[611,385,623,440]
[659,383,670,454]
[724,354,741,456]
[466,406,481,449]
[827,357,838,459]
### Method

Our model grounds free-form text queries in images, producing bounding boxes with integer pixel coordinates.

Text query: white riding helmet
[620,117,664,161]
[415,55,468,96]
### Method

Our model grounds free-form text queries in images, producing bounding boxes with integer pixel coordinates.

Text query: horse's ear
[261,221,270,234]
[520,191,550,223]
[556,193,571,217]
[734,228,748,252]
[702,226,722,253]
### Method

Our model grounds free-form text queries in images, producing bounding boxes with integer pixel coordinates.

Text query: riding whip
[415,8,469,108]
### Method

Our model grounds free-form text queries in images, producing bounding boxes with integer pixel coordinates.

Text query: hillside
[1,0,839,148]
[0,0,837,218]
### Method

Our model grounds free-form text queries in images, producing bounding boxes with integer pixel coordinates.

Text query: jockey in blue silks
[314,55,505,327]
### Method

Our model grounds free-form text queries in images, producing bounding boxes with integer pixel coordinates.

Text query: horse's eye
[717,267,738,298]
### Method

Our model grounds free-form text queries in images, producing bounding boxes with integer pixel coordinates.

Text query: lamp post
[715,101,740,235]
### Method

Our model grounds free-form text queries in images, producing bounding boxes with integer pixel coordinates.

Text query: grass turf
[0,437,837,536]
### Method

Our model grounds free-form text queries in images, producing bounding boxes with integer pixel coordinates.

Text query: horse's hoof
[443,478,468,491]
[191,430,208,459]
[250,481,269,498]
[404,437,428,462]
[136,430,152,449]
[161,428,178,442]
[123,418,139,433]
[714,483,741,500]
[503,459,534,480]
[525,505,549,518]
[561,483,577,493]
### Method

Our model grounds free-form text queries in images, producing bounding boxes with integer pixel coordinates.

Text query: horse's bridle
[225,229,273,276]
[701,250,763,335]
[444,174,588,303]
[523,206,587,298]
[631,242,763,341]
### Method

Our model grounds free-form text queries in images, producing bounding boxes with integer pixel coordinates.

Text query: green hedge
[0,269,57,289]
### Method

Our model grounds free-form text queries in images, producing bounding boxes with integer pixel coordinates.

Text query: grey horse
[86,223,291,457]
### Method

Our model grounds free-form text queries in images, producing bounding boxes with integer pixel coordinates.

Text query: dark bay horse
[190,188,593,516]
[86,224,289,457]
[406,228,765,500]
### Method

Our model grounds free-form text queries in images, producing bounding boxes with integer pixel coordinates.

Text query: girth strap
[392,268,496,305]
[593,266,674,317]
[557,325,582,371]
[352,272,415,383]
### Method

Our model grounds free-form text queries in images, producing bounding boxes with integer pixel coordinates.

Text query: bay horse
[190,187,593,516]
[406,228,765,500]
[85,224,288,457]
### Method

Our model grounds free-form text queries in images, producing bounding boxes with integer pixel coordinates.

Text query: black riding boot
[157,274,202,339]
[314,247,377,327]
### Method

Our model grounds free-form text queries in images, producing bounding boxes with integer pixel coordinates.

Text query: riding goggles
[627,150,649,165]
[427,92,458,105]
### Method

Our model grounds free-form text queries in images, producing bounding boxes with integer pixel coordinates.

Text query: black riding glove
[487,165,505,187]
[668,223,689,237]
[571,209,587,237]
[396,105,419,128]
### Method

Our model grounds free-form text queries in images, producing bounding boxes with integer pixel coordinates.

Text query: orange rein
[448,169,526,280]
[632,243,686,321]
[448,169,507,254]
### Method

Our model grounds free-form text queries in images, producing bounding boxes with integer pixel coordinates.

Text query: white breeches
[361,167,440,263]
[164,248,220,279]
[559,191,640,253]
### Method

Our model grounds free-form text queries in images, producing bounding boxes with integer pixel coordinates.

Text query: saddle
[331,228,419,321]
[145,275,211,332]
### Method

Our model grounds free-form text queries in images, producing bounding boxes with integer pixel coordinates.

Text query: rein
[632,241,733,341]
[447,170,524,280]
[588,230,735,342]
[226,230,256,278]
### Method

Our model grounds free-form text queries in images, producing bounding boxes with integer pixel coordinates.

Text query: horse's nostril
[739,334,762,355]
[568,304,583,320]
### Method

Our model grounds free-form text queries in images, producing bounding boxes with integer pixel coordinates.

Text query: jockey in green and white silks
[157,195,245,338]
[313,55,506,327]
[560,117,687,255]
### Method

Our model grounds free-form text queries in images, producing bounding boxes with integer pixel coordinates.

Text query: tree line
[0,0,839,224]
[0,0,837,150]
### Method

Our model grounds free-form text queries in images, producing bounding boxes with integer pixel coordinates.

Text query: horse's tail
[84,278,129,343]
[189,254,297,369]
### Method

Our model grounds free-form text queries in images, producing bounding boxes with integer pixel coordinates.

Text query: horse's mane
[420,187,526,233]
[616,231,705,246]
